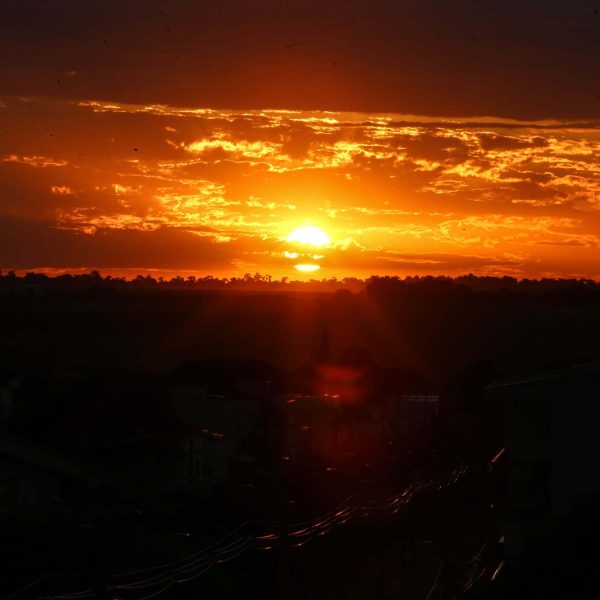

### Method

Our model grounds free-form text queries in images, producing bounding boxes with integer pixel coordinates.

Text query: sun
[287,226,330,247]
[285,226,331,273]
[295,264,321,273]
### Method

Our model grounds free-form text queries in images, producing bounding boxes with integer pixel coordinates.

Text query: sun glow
[287,226,330,247]
[295,264,321,273]
[286,226,330,274]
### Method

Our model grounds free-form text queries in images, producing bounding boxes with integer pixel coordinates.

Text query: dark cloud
[400,133,470,164]
[0,1,599,119]
[325,247,522,272]
[0,218,241,270]
[477,134,550,152]
[534,239,589,247]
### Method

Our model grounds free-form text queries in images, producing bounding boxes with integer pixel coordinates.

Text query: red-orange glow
[1,96,599,280]
[315,364,370,404]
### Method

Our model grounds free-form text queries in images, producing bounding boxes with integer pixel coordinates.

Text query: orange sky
[1,1,599,280]
[1,96,599,279]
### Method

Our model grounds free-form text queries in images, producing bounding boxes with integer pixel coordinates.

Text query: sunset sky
[1,1,599,279]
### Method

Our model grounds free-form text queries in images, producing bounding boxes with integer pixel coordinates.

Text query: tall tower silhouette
[316,329,332,364]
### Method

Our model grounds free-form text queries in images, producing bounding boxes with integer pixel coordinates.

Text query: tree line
[1,269,599,295]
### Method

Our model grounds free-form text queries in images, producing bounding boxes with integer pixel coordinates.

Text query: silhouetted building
[88,430,235,493]
[171,384,266,461]
[283,393,383,461]
[0,433,94,511]
[316,330,332,364]
[487,362,600,557]
[383,394,440,443]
